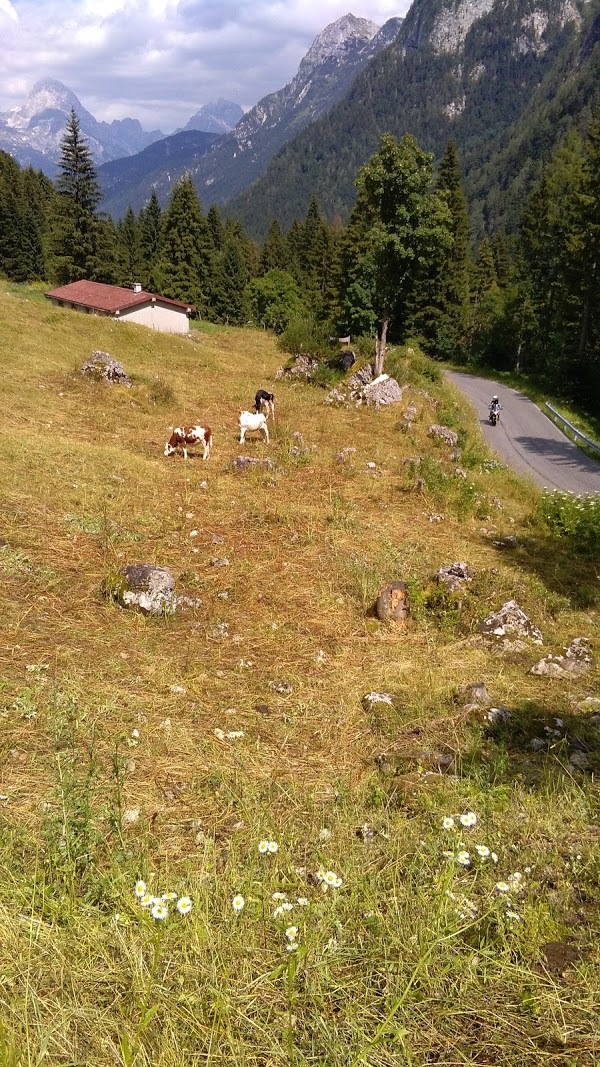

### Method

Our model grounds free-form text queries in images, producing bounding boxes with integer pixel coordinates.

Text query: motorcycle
[489,406,500,426]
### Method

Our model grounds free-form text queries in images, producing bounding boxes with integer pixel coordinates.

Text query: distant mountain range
[180,99,244,135]
[97,130,218,218]
[0,80,243,176]
[0,79,165,174]
[229,0,600,239]
[99,12,404,218]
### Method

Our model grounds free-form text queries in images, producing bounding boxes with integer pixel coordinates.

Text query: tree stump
[375,581,410,623]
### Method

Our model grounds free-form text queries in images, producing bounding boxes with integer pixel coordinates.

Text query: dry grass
[0,286,598,1066]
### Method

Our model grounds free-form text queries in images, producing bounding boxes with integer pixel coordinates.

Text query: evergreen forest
[1,106,599,416]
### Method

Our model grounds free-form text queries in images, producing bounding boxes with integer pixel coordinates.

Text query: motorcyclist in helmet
[489,395,501,422]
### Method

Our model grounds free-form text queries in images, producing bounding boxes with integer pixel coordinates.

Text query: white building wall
[119,301,190,334]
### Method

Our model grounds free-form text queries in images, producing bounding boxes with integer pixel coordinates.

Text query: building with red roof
[45,280,194,335]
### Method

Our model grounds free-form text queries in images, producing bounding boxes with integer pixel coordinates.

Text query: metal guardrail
[545,403,600,456]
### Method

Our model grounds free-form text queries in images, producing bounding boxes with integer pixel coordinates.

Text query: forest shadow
[513,435,600,477]
[461,700,599,791]
[489,530,599,609]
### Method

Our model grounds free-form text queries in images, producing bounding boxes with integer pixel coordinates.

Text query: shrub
[246,270,305,334]
[148,377,175,406]
[277,316,337,360]
[537,490,600,554]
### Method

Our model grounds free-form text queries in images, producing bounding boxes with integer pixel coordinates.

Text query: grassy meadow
[0,284,598,1066]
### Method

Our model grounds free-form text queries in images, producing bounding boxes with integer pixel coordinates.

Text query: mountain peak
[6,78,84,129]
[183,99,244,135]
[299,13,380,75]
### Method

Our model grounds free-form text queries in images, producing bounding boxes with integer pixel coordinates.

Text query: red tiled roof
[45,280,194,313]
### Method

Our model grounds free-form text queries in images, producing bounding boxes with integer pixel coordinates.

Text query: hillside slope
[229,0,600,238]
[98,130,218,218]
[0,286,598,1065]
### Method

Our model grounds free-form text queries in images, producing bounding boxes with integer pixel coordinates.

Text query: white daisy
[272,892,287,902]
[267,840,279,854]
[139,893,154,908]
[286,942,299,952]
[505,910,521,920]
[232,894,245,914]
[258,840,270,854]
[274,902,294,918]
[134,880,146,898]
[442,817,455,830]
[162,892,178,903]
[297,897,310,907]
[457,851,471,866]
[285,925,299,941]
[151,902,168,920]
[475,845,490,858]
[459,812,477,827]
[496,881,510,893]
[324,870,341,887]
[176,896,193,916]
[491,852,499,863]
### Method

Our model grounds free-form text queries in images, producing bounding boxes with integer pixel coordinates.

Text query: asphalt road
[446,371,600,493]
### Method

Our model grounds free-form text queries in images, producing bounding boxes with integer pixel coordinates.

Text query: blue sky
[0,0,406,131]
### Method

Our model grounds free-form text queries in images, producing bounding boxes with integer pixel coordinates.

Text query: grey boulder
[81,351,131,386]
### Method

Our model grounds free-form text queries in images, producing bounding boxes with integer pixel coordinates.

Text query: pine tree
[491,232,512,287]
[0,153,49,281]
[430,139,472,359]
[206,204,225,253]
[474,237,498,297]
[260,220,288,274]
[156,177,212,310]
[139,190,162,290]
[574,105,600,393]
[286,220,306,285]
[211,239,249,325]
[48,109,105,283]
[118,208,143,286]
[298,196,334,317]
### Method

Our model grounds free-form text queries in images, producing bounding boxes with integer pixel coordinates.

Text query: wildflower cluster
[258,839,279,854]
[495,871,527,920]
[538,489,600,553]
[441,813,498,868]
[317,868,343,891]
[439,812,531,925]
[231,840,343,954]
[134,881,192,921]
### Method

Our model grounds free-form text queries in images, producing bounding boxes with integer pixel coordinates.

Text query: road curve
[446,371,600,494]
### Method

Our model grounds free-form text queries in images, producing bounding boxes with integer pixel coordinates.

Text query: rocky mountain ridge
[99,12,404,217]
[229,0,600,238]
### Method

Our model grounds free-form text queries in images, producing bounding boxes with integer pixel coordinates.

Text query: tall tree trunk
[375,312,389,376]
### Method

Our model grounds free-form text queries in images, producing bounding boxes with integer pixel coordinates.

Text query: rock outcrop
[81,351,131,386]
[479,600,543,644]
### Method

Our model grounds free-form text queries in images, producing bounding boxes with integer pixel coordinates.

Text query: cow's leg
[202,439,209,460]
[262,424,269,444]
[239,428,246,444]
[183,446,188,460]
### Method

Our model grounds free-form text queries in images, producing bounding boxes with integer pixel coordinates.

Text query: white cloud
[0,0,18,21]
[0,0,410,130]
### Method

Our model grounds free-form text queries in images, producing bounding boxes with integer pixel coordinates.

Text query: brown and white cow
[164,424,213,460]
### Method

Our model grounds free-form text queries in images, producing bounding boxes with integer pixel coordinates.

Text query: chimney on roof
[132,282,142,293]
